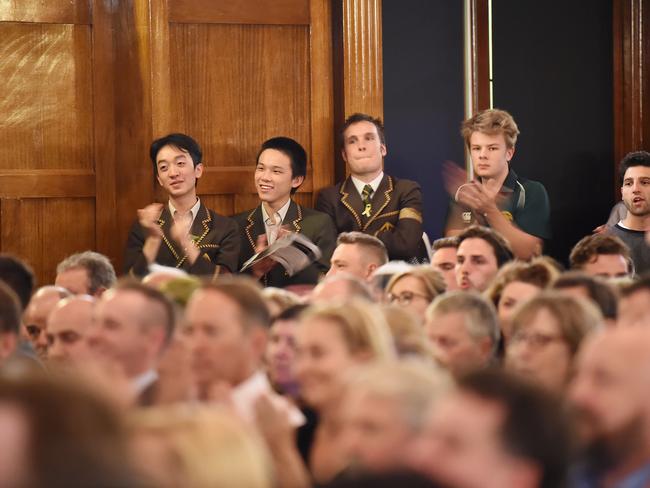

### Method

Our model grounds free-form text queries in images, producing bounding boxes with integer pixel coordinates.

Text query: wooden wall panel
[168,23,310,167]
[1,198,95,285]
[0,0,91,24]
[169,0,309,25]
[0,23,93,171]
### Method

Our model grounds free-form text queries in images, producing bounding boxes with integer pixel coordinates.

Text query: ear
[194,163,204,179]
[0,332,17,360]
[506,146,515,163]
[249,327,268,361]
[478,336,494,362]
[365,263,379,280]
[156,174,164,187]
[380,143,387,157]
[341,148,348,164]
[291,175,305,190]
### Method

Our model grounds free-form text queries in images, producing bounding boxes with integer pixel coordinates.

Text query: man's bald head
[23,286,70,359]
[47,295,95,364]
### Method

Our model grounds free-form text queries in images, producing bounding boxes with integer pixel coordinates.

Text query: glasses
[387,291,431,306]
[509,331,565,349]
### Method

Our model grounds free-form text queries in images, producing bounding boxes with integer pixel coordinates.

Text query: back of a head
[381,305,433,360]
[202,277,271,331]
[0,280,21,336]
[312,273,375,303]
[0,254,35,310]
[459,369,571,488]
[552,271,618,321]
[456,226,514,267]
[56,251,117,295]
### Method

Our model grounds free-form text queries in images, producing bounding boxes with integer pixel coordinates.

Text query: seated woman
[486,258,559,340]
[295,300,397,485]
[505,291,602,393]
[385,266,446,324]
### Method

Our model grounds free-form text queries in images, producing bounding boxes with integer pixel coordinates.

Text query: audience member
[569,327,650,486]
[506,292,602,393]
[89,282,174,406]
[385,266,446,324]
[22,286,70,359]
[417,369,570,488]
[265,304,307,399]
[124,133,240,278]
[341,361,451,475]
[261,287,302,318]
[552,271,619,326]
[46,295,95,365]
[327,231,388,282]
[425,292,500,377]
[430,236,459,291]
[310,273,375,303]
[295,300,396,483]
[141,264,189,289]
[234,137,337,288]
[54,251,116,296]
[316,113,426,261]
[455,225,514,292]
[0,281,21,364]
[617,273,650,326]
[380,305,433,360]
[569,233,633,279]
[446,108,551,259]
[486,259,559,339]
[183,278,303,424]
[0,254,35,310]
[608,151,650,274]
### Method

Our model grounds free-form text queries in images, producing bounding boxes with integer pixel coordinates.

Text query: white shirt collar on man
[230,370,305,427]
[351,171,384,199]
[261,198,292,244]
[131,369,158,396]
[168,197,201,227]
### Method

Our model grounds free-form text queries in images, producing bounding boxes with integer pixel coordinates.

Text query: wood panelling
[0,170,95,198]
[169,0,309,25]
[1,198,95,285]
[466,0,491,114]
[168,23,310,166]
[0,23,93,171]
[0,0,91,24]
[341,0,383,119]
[199,194,235,217]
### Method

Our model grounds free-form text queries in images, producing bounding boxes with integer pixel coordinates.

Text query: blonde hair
[486,258,560,307]
[301,300,396,361]
[129,406,273,488]
[381,305,434,360]
[510,291,603,355]
[461,108,520,149]
[386,265,447,300]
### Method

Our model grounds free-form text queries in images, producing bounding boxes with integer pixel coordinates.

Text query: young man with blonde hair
[446,109,551,260]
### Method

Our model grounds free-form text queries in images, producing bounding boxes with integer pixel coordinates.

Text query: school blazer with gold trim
[124,203,240,279]
[315,175,426,261]
[233,200,337,288]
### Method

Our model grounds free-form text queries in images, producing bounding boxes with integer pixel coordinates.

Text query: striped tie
[362,184,373,217]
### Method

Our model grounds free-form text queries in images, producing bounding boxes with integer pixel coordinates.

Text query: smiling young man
[124,133,240,279]
[233,137,336,289]
[608,151,650,274]
[315,113,426,262]
[446,109,551,260]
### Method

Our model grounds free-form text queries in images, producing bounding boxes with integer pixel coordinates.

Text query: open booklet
[240,232,322,276]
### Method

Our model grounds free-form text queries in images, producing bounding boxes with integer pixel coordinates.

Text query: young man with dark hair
[569,233,633,279]
[608,150,650,274]
[0,254,35,310]
[124,133,240,279]
[446,109,551,260]
[430,237,459,292]
[552,271,618,325]
[316,113,427,262]
[0,281,22,363]
[233,136,337,288]
[455,225,514,292]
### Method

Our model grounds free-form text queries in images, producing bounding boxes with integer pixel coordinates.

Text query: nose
[479,147,488,158]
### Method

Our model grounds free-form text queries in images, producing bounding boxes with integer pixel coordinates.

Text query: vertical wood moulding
[150,0,172,137]
[341,0,383,119]
[466,0,490,115]
[310,0,335,193]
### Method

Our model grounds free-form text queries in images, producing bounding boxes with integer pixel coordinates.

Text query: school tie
[361,184,373,217]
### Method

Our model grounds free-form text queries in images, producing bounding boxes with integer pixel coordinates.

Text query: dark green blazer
[233,200,337,288]
[124,202,240,279]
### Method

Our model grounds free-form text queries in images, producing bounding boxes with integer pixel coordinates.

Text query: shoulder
[388,175,421,191]
[317,182,343,199]
[232,207,259,225]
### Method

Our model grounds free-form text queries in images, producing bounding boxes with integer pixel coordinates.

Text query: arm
[123,204,164,277]
[311,214,338,274]
[187,216,241,276]
[377,182,424,260]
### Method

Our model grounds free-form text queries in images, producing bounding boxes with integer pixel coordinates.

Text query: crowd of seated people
[0,108,650,488]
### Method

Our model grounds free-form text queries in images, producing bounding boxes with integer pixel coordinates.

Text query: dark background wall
[382,0,465,243]
[492,0,614,264]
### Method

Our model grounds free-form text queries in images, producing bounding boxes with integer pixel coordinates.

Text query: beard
[623,198,650,217]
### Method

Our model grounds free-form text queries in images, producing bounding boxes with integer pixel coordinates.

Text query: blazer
[124,202,240,279]
[233,200,337,288]
[315,174,426,261]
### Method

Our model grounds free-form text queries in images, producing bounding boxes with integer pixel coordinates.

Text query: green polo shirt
[447,168,551,240]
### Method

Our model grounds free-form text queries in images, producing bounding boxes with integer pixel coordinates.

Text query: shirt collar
[131,369,158,395]
[261,198,292,225]
[168,197,201,222]
[500,167,519,193]
[351,171,384,198]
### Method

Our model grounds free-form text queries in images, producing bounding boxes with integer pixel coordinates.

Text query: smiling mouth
[258,184,273,191]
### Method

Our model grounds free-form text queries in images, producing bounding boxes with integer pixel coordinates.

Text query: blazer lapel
[244,205,265,255]
[158,207,183,263]
[363,175,394,231]
[283,200,303,233]
[339,177,363,229]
